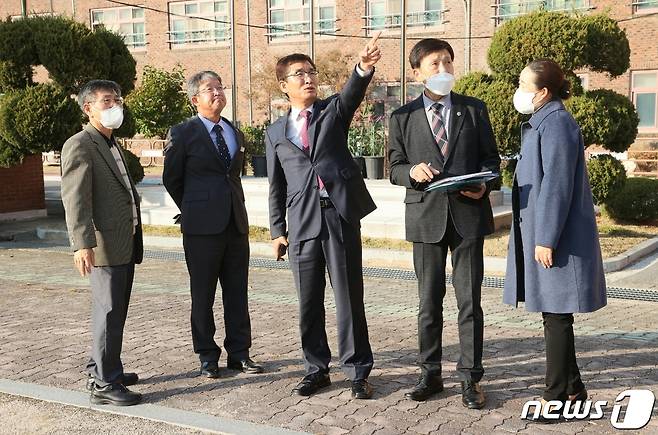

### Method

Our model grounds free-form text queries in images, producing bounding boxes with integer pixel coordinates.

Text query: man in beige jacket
[61,80,143,406]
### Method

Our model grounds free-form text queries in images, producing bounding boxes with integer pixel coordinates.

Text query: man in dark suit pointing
[266,33,382,399]
[388,39,500,408]
[164,71,263,378]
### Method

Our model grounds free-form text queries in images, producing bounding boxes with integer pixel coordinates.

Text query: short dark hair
[527,58,571,100]
[275,53,316,81]
[77,80,121,110]
[409,38,455,69]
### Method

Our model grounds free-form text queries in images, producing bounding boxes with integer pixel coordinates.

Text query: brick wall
[0,155,46,214]
[2,0,657,143]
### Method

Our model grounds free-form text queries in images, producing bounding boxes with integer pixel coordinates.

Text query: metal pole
[463,0,471,73]
[246,0,253,125]
[71,0,76,16]
[21,0,27,17]
[309,0,315,61]
[400,0,407,106]
[230,0,238,123]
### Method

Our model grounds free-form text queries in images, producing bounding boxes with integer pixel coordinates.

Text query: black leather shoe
[200,361,221,378]
[227,357,264,374]
[351,379,373,399]
[90,383,141,406]
[86,372,139,391]
[405,375,444,401]
[461,381,486,409]
[292,373,331,396]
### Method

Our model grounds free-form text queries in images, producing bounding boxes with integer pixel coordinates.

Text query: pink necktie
[300,110,325,190]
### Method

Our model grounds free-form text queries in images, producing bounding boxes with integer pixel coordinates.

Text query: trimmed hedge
[586,154,627,205]
[122,148,145,185]
[605,177,658,223]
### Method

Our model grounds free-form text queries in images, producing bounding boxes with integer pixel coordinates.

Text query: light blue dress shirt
[198,115,239,158]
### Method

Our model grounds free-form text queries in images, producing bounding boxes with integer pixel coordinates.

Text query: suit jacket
[60,123,143,266]
[388,92,501,242]
[163,115,248,235]
[266,68,377,243]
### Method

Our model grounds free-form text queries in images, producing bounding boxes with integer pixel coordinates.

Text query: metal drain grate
[5,242,658,303]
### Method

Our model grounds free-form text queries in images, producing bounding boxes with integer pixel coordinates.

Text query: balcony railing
[362,9,445,31]
[166,28,230,45]
[491,0,592,23]
[265,18,338,38]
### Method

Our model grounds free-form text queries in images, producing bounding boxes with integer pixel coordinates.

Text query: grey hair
[77,80,121,110]
[186,71,221,101]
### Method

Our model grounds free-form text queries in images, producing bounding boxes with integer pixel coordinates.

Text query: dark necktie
[300,110,325,190]
[431,102,449,160]
[211,124,231,169]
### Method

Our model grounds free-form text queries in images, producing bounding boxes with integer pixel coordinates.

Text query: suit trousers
[87,261,135,387]
[288,206,373,381]
[413,215,485,382]
[542,312,585,401]
[183,216,251,363]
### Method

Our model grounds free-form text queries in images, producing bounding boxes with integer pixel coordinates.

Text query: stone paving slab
[0,243,657,434]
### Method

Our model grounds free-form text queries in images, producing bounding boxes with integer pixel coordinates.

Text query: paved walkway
[0,240,657,434]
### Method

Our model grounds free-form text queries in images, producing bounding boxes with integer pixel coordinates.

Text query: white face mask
[513,88,537,115]
[425,72,455,96]
[99,105,124,129]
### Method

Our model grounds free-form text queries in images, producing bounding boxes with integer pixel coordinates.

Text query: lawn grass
[143,214,658,260]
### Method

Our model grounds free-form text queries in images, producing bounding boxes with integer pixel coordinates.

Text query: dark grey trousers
[87,262,135,387]
[413,216,485,382]
[288,206,373,381]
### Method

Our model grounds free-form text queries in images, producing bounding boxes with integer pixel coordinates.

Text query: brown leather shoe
[351,379,373,399]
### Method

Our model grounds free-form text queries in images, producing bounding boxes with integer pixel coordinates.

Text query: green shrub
[454,72,525,157]
[241,124,267,155]
[0,84,82,155]
[113,103,137,139]
[605,177,658,223]
[127,65,192,138]
[501,159,517,188]
[567,90,638,152]
[487,11,587,83]
[121,148,144,184]
[587,154,627,205]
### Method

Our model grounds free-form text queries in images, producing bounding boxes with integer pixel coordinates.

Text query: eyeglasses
[197,86,227,95]
[284,70,319,80]
[90,97,124,106]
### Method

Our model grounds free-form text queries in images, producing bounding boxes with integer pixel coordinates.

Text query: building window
[168,1,230,47]
[266,0,337,40]
[493,0,590,24]
[632,71,658,130]
[364,0,444,32]
[91,6,146,49]
[633,0,658,14]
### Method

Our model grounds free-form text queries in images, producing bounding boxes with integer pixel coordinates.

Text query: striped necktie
[431,102,449,160]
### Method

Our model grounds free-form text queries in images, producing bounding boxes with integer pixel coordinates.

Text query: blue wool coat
[503,100,607,313]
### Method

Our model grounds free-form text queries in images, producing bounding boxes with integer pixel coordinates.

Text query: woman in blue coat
[503,59,607,420]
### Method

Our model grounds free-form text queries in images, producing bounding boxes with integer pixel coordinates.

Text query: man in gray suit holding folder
[61,80,143,406]
[266,34,381,399]
[388,39,500,408]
